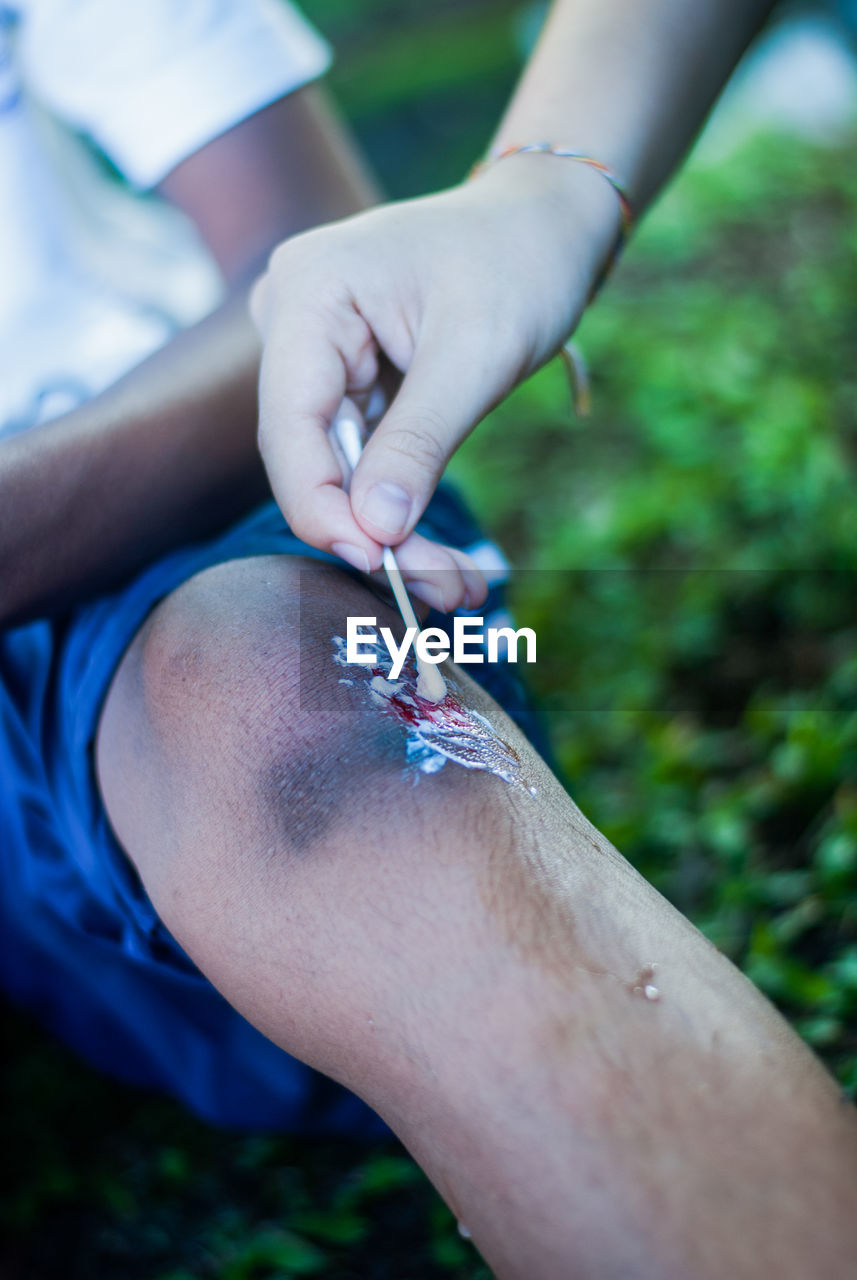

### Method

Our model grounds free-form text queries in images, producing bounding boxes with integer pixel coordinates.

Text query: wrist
[464,149,625,307]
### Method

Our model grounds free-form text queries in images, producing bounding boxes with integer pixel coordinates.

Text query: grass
[4,2,857,1276]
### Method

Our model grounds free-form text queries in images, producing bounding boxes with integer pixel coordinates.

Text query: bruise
[259,709,407,854]
[257,677,478,856]
[265,743,356,852]
[259,616,542,857]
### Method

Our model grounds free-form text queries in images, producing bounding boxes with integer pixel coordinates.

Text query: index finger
[256,296,383,565]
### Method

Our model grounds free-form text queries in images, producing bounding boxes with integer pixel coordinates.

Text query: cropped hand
[250,158,617,611]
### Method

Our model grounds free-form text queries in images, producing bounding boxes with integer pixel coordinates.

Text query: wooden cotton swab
[331,405,448,704]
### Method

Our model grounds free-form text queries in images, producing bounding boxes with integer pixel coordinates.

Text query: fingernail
[358,482,412,535]
[331,541,371,573]
[407,580,447,613]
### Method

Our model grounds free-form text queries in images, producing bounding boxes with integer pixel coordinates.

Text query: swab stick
[331,404,448,704]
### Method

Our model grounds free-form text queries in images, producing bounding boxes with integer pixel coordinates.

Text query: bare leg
[96,555,857,1280]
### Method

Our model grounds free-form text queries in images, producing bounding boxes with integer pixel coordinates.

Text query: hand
[250,157,618,612]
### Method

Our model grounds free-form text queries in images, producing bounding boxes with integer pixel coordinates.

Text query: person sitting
[3,0,857,1275]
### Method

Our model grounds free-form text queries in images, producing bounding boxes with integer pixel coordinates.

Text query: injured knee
[120,553,535,865]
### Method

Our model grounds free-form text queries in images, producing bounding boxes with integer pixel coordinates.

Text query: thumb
[349,330,498,545]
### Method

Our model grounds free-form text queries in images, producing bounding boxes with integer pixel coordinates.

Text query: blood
[333,636,530,790]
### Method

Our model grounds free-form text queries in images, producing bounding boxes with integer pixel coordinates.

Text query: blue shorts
[0,488,547,1135]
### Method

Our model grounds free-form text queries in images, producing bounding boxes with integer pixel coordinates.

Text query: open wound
[333,635,534,792]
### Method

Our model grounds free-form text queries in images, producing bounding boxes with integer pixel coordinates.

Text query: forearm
[0,86,376,628]
[0,296,266,627]
[481,0,775,280]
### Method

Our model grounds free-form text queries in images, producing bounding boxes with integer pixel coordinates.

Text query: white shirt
[0,0,330,434]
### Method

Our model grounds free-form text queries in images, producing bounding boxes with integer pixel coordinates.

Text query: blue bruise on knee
[0,489,552,1133]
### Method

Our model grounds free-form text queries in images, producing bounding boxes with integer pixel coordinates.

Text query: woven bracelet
[469,142,636,416]
[470,141,634,291]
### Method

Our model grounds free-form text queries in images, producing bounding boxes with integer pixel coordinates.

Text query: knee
[132,551,406,786]
[98,553,450,872]
[137,554,307,764]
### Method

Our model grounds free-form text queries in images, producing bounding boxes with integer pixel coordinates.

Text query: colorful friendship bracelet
[469,142,636,415]
[470,141,635,289]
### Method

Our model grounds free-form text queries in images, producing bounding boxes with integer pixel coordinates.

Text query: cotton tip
[416,658,447,703]
[331,406,365,486]
[335,414,363,472]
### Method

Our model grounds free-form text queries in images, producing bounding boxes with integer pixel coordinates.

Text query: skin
[95,554,857,1279]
